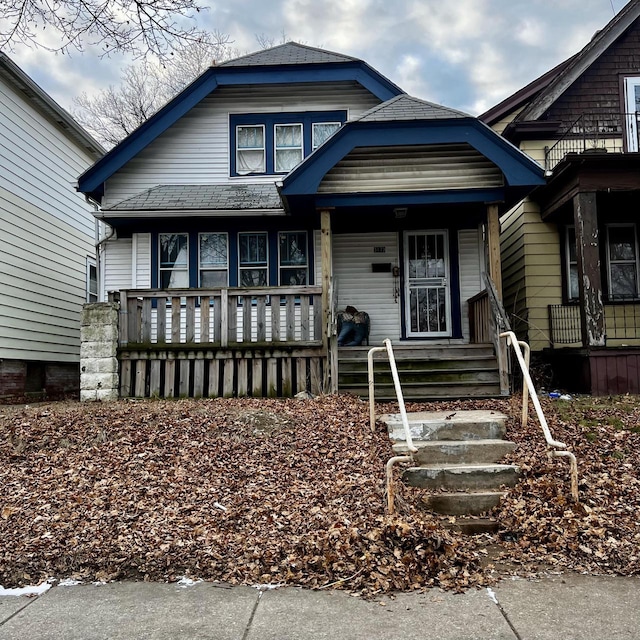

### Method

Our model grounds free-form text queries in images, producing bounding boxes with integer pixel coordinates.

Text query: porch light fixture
[393,207,408,219]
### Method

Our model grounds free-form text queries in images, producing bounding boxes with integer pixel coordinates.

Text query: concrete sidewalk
[0,574,638,639]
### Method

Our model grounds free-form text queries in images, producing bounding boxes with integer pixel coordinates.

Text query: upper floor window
[624,77,640,152]
[237,125,265,175]
[230,111,347,176]
[159,233,188,288]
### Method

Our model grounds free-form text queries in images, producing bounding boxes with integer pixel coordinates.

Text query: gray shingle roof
[104,184,283,212]
[219,42,360,67]
[351,95,470,123]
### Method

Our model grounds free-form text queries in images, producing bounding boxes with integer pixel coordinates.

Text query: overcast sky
[3,0,631,117]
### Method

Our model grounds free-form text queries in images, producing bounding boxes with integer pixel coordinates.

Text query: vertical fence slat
[296,357,307,393]
[223,360,234,397]
[266,358,278,397]
[286,295,296,341]
[213,295,222,344]
[193,358,204,398]
[310,358,322,395]
[252,359,263,396]
[237,359,248,396]
[300,295,310,341]
[271,295,281,342]
[172,297,181,343]
[209,360,220,397]
[134,361,146,397]
[157,297,167,344]
[141,299,152,343]
[228,293,237,344]
[127,297,138,343]
[313,298,322,342]
[186,297,196,343]
[179,359,190,397]
[281,358,292,396]
[257,296,267,342]
[120,360,131,396]
[150,360,161,397]
[200,296,210,343]
[243,296,252,343]
[164,359,176,398]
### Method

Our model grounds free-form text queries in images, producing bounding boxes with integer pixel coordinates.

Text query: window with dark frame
[239,232,268,287]
[199,233,228,287]
[236,125,265,175]
[275,123,303,172]
[278,231,308,285]
[159,233,189,289]
[86,257,98,302]
[607,224,639,298]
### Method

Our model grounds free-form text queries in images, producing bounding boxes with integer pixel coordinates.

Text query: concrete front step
[402,463,520,491]
[392,439,516,464]
[383,410,508,442]
[420,491,505,515]
[444,517,500,535]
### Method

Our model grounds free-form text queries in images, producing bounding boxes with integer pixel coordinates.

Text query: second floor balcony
[544,113,640,171]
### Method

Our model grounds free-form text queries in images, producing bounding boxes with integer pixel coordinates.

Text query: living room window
[565,226,579,300]
[159,233,189,288]
[278,231,308,285]
[199,233,228,287]
[239,232,268,286]
[607,224,639,298]
[229,111,346,176]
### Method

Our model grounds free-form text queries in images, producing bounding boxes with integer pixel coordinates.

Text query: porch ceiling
[535,153,640,220]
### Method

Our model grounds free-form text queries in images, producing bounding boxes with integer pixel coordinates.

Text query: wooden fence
[114,287,326,398]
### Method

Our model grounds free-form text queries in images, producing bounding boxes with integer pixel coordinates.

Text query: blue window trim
[230,110,347,177]
[151,229,314,289]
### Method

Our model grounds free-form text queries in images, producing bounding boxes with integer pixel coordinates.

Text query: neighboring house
[481,1,640,395]
[0,54,104,398]
[77,42,544,400]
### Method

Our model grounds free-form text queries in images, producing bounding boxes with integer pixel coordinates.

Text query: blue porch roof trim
[77,62,403,201]
[281,118,546,197]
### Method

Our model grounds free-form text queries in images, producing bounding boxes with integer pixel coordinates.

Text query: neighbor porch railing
[117,286,323,347]
[544,113,632,171]
[468,275,510,395]
[549,299,640,345]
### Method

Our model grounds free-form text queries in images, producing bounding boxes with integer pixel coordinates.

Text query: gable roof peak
[352,94,469,123]
[218,41,361,67]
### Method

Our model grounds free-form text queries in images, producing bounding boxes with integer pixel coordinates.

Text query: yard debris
[0,394,638,594]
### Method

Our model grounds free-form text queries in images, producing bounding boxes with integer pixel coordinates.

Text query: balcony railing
[544,113,636,171]
[549,299,640,346]
[117,286,323,348]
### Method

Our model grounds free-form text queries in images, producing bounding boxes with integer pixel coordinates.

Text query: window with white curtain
[236,125,265,175]
[275,124,303,172]
[159,233,189,288]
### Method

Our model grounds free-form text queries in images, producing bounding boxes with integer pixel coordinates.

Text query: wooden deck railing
[118,286,323,348]
[468,289,490,343]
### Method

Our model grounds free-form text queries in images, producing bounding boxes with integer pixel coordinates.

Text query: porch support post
[320,209,337,393]
[487,203,502,300]
[573,192,605,347]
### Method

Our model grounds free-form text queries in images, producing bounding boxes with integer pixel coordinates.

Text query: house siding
[103,237,133,299]
[458,228,484,342]
[544,21,640,134]
[333,232,401,343]
[103,83,381,206]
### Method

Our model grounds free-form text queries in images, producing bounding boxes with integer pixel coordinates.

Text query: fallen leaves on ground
[1,394,638,594]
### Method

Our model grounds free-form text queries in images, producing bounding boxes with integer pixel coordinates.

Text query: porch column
[487,203,502,300]
[573,191,605,347]
[319,209,337,393]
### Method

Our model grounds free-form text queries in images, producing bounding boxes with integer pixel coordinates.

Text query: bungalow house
[0,54,103,399]
[77,42,544,400]
[481,1,640,395]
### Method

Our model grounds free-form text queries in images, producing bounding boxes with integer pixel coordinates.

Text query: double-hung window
[86,257,98,302]
[159,233,189,288]
[275,124,303,172]
[199,233,228,287]
[236,125,265,175]
[230,111,346,176]
[239,232,268,287]
[278,232,308,285]
[565,226,579,300]
[607,224,639,298]
[312,122,341,150]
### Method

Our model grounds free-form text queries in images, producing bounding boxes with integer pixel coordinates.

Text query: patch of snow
[252,583,283,592]
[176,576,202,588]
[486,587,499,604]
[58,579,82,587]
[213,502,227,512]
[0,580,53,597]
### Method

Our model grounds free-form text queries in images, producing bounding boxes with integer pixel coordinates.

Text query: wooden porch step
[341,381,503,400]
[340,369,499,385]
[338,344,496,360]
[339,357,498,372]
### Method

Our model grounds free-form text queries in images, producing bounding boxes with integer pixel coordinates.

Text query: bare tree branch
[0,0,210,57]
[71,31,233,147]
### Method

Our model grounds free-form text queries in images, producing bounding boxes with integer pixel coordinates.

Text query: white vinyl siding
[333,232,400,343]
[0,187,93,361]
[103,83,381,206]
[458,228,484,342]
[103,237,133,300]
[133,233,152,288]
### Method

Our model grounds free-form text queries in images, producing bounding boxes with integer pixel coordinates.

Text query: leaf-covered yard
[1,394,638,595]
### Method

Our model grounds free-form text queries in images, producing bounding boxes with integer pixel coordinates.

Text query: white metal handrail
[368,338,417,514]
[500,331,579,502]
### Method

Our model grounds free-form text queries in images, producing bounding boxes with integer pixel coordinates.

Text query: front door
[404,230,451,337]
